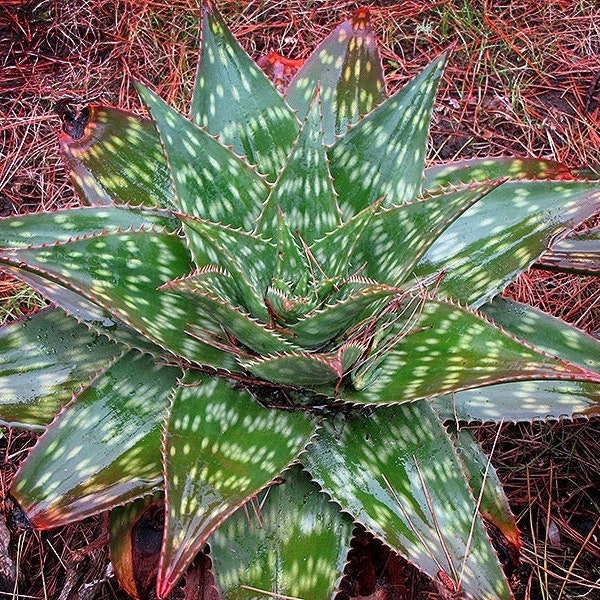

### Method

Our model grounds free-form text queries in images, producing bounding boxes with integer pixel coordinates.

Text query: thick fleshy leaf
[481,296,600,375]
[0,230,239,370]
[179,217,276,320]
[347,297,600,403]
[210,465,353,599]
[158,373,315,598]
[328,54,447,217]
[110,493,165,600]
[255,94,341,244]
[137,84,268,232]
[244,346,361,387]
[59,106,174,208]
[271,211,310,291]
[288,284,397,350]
[432,379,600,422]
[0,265,166,355]
[304,403,512,599]
[535,226,600,275]
[11,352,179,528]
[162,277,297,355]
[286,7,386,145]
[191,5,299,180]
[0,308,120,429]
[350,183,499,286]
[0,205,179,248]
[452,428,520,549]
[415,180,600,306]
[423,157,573,191]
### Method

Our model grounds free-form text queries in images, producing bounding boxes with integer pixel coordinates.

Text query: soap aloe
[1,5,600,599]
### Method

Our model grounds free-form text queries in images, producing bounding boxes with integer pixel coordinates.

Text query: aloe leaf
[304,403,512,600]
[137,84,269,232]
[415,180,600,307]
[286,7,386,145]
[310,202,377,279]
[347,297,600,403]
[190,5,299,180]
[0,230,239,370]
[0,205,179,248]
[452,428,520,550]
[328,53,447,217]
[256,93,341,244]
[481,296,600,375]
[158,372,315,598]
[245,351,343,387]
[162,279,297,355]
[351,182,499,286]
[288,284,397,350]
[432,379,600,422]
[0,265,166,355]
[59,106,174,208]
[0,308,121,429]
[179,217,275,320]
[423,157,573,191]
[110,493,164,600]
[535,226,600,275]
[271,211,311,290]
[210,465,353,599]
[10,352,179,528]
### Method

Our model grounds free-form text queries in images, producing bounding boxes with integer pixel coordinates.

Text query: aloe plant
[2,5,600,599]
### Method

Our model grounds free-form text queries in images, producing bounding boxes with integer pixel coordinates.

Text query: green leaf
[179,217,276,320]
[0,308,121,429]
[415,180,600,306]
[328,53,447,218]
[347,297,600,403]
[304,403,512,600]
[158,372,315,598]
[535,226,600,275]
[59,106,174,208]
[452,427,520,550]
[137,83,268,233]
[432,379,600,422]
[286,7,386,145]
[350,182,499,286]
[0,204,179,248]
[423,157,573,191]
[163,276,297,355]
[481,296,600,375]
[288,283,397,350]
[0,230,239,370]
[210,465,353,599]
[255,93,341,244]
[11,352,179,528]
[191,4,299,180]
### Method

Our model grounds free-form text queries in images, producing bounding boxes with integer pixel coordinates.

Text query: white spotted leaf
[191,4,299,181]
[137,84,269,233]
[347,297,600,403]
[158,372,315,598]
[0,230,240,370]
[255,93,341,245]
[303,402,513,599]
[10,352,180,528]
[328,53,447,218]
[59,106,174,208]
[415,180,600,307]
[210,465,353,599]
[0,308,121,429]
[286,7,386,145]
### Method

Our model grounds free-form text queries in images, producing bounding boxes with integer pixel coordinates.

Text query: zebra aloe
[2,5,600,599]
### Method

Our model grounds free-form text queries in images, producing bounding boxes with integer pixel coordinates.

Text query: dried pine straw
[1,0,599,598]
